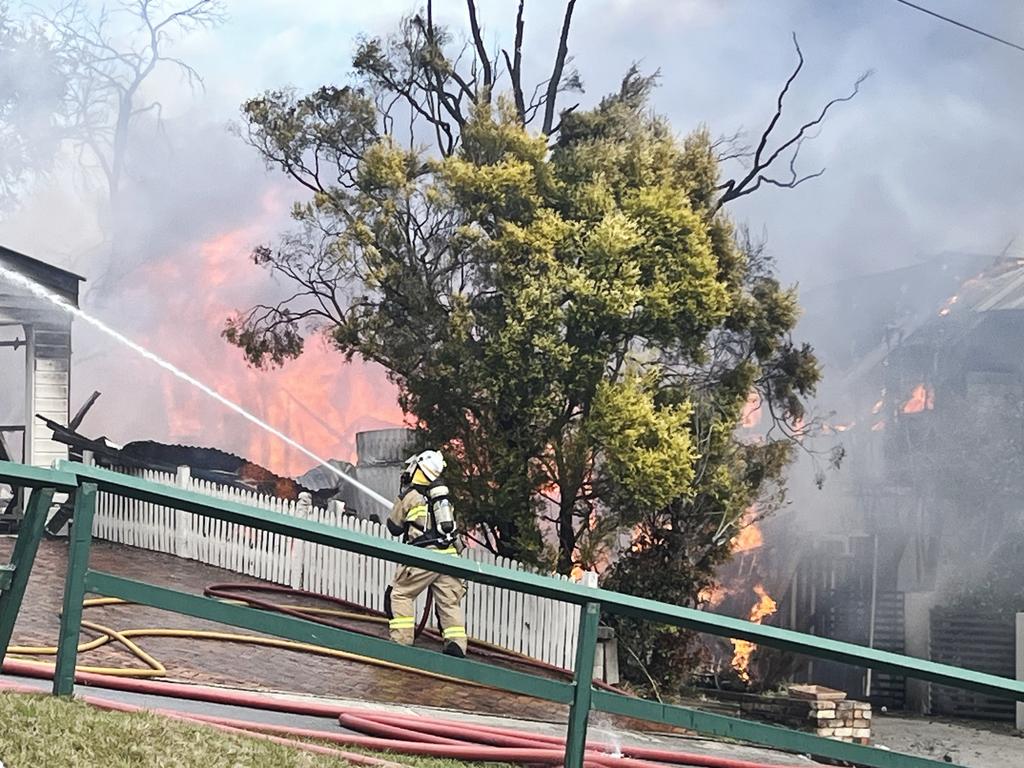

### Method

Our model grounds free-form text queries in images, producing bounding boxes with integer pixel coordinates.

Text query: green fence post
[565,602,600,768]
[53,483,95,696]
[0,487,55,662]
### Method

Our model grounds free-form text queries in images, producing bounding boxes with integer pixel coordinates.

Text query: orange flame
[731,508,763,553]
[730,583,778,682]
[901,384,935,414]
[125,217,404,477]
[699,583,729,609]
[732,524,763,553]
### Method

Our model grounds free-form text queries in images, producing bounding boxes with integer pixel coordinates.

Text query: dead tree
[714,34,872,212]
[32,0,224,298]
[36,0,225,210]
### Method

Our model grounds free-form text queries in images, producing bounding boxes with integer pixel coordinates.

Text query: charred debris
[37,400,358,520]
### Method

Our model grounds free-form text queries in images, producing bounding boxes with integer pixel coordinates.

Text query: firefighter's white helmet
[415,450,445,482]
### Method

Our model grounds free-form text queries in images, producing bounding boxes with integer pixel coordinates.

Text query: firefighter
[384,449,468,657]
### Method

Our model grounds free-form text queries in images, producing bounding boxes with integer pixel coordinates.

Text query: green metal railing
[1,459,1022,768]
[0,463,78,659]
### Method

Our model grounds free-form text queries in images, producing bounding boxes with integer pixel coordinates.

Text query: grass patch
[0,691,351,768]
[0,692,516,768]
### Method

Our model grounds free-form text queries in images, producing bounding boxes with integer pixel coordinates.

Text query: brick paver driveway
[1,537,566,719]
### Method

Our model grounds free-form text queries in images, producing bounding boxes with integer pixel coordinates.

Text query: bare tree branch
[758,136,826,190]
[542,0,576,135]
[711,128,752,164]
[29,0,225,302]
[465,0,493,102]
[36,0,224,207]
[502,0,526,122]
[714,33,871,211]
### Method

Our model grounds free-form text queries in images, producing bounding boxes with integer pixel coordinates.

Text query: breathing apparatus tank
[428,483,456,540]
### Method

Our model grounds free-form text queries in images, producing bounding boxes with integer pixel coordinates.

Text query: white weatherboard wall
[28,324,71,468]
[90,464,586,669]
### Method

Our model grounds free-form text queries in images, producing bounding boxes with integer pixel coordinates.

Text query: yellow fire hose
[7,597,490,686]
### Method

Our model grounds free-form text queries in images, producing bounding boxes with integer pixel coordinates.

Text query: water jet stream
[0,264,392,510]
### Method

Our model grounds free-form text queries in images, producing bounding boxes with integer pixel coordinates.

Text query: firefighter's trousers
[386,561,468,653]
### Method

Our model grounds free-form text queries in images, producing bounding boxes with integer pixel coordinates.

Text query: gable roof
[0,245,85,307]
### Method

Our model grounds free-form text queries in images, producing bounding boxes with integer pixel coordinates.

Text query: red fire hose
[0,661,809,768]
[337,712,810,768]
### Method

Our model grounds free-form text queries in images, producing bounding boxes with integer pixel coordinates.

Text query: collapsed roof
[39,415,336,505]
[798,252,995,378]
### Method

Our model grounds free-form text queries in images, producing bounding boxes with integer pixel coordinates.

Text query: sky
[168,0,1024,287]
[2,0,1023,475]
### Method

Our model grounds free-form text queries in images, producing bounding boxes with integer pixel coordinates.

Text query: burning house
[726,252,1024,720]
[42,420,414,511]
[0,243,409,532]
[38,409,411,528]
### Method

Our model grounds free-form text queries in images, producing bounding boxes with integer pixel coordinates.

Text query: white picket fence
[89,464,587,669]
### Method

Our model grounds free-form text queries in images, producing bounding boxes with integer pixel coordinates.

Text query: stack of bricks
[791,686,872,745]
[727,684,872,745]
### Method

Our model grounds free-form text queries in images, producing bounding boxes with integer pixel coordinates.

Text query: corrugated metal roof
[969,262,1024,312]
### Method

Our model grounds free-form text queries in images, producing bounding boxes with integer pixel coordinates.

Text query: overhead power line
[890,0,1024,55]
